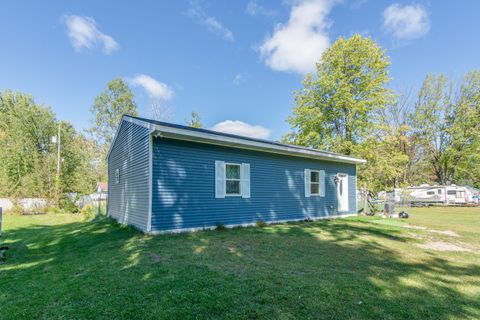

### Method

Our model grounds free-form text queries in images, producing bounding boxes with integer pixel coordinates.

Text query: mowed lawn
[1,208,479,319]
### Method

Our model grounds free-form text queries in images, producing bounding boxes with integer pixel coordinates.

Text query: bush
[256,220,268,228]
[215,223,227,231]
[9,202,23,215]
[80,205,96,220]
[45,206,62,214]
[59,195,79,213]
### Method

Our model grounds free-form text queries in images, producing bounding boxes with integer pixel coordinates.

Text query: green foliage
[410,72,480,186]
[285,34,480,191]
[255,220,267,228]
[0,90,104,199]
[0,91,57,197]
[45,206,62,214]
[286,34,392,154]
[89,78,138,147]
[80,204,96,220]
[215,222,226,231]
[59,195,79,213]
[186,111,202,128]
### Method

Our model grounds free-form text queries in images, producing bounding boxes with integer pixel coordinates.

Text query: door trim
[336,173,349,212]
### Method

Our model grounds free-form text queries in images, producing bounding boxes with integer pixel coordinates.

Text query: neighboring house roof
[107,115,366,165]
[96,182,108,192]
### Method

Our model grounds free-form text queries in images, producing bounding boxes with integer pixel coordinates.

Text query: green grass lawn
[1,208,479,319]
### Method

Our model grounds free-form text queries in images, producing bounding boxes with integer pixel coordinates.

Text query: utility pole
[56,122,61,205]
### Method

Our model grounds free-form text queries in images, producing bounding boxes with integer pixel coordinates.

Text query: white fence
[0,198,48,213]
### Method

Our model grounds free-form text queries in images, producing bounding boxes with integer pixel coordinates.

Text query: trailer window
[447,190,456,195]
[438,189,442,194]
[426,191,435,195]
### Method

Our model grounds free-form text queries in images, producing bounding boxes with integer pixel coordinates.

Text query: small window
[115,169,120,184]
[438,189,442,194]
[225,163,241,195]
[447,190,456,195]
[426,191,435,195]
[310,170,320,195]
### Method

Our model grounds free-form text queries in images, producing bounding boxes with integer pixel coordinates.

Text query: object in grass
[0,246,8,260]
[215,223,226,231]
[399,211,409,219]
[304,216,313,222]
[256,220,267,228]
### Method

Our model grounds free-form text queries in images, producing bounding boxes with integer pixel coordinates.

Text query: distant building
[96,182,108,194]
[378,185,479,205]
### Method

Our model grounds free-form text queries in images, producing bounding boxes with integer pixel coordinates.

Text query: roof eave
[109,115,366,165]
[152,126,366,165]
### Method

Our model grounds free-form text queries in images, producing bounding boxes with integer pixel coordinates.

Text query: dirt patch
[404,225,428,230]
[418,241,471,252]
[428,230,459,237]
[403,225,459,237]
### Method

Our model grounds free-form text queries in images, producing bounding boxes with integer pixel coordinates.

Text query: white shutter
[215,161,225,198]
[319,170,325,197]
[304,169,311,197]
[241,163,250,198]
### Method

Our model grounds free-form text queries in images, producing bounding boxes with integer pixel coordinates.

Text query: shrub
[9,202,23,215]
[215,223,227,231]
[59,195,79,213]
[45,206,62,214]
[256,220,267,228]
[80,205,96,220]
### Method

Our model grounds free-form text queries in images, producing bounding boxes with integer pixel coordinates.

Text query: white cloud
[383,4,430,40]
[62,14,118,54]
[131,74,173,100]
[246,1,277,17]
[259,0,337,74]
[187,2,234,41]
[232,73,245,85]
[211,120,271,139]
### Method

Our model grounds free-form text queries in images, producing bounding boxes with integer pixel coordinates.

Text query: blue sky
[1,0,479,140]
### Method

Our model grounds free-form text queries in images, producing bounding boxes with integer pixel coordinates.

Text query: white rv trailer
[406,184,476,205]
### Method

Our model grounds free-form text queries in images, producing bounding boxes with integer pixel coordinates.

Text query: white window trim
[115,168,120,184]
[309,170,321,196]
[225,162,242,196]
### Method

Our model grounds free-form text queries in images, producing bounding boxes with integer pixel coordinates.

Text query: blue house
[107,115,366,233]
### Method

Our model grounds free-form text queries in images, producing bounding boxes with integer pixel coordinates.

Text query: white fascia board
[152,125,366,165]
[106,116,156,160]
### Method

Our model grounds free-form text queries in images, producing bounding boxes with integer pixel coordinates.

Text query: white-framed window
[304,169,325,197]
[310,170,321,196]
[115,168,120,184]
[215,161,250,199]
[225,163,241,196]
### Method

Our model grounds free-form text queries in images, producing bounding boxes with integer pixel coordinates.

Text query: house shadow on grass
[1,216,479,319]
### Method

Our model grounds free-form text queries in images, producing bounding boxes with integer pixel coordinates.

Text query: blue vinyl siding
[151,137,357,232]
[107,121,150,231]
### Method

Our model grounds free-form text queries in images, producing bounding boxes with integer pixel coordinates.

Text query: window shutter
[241,163,250,198]
[215,161,225,198]
[305,169,311,197]
[319,170,325,197]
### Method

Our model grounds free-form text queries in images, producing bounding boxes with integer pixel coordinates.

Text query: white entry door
[337,174,349,212]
